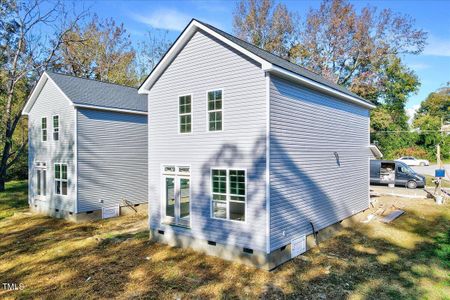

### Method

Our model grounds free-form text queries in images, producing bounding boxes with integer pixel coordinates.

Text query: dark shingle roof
[46,72,147,112]
[195,20,371,105]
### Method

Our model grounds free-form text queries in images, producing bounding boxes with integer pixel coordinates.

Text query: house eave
[138,19,271,94]
[72,103,148,115]
[264,65,376,110]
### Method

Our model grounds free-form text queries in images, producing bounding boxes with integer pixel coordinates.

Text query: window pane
[213,194,226,201]
[165,178,175,218]
[55,164,60,179]
[55,181,61,195]
[230,201,245,221]
[62,181,68,195]
[53,116,59,128]
[208,91,214,101]
[164,166,175,173]
[42,129,47,141]
[42,170,46,196]
[215,99,222,110]
[212,201,227,219]
[215,90,222,99]
[212,169,226,193]
[180,178,190,220]
[42,118,47,128]
[230,195,245,202]
[180,115,191,133]
[62,165,67,180]
[37,170,41,195]
[230,170,245,195]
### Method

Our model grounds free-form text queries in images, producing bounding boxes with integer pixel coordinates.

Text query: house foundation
[150,210,366,270]
[30,202,148,222]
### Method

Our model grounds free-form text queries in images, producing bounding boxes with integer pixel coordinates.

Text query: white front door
[162,166,191,227]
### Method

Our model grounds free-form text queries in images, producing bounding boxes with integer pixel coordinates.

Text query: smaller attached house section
[22,71,148,221]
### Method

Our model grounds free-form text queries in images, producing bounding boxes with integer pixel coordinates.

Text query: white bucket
[436,196,443,205]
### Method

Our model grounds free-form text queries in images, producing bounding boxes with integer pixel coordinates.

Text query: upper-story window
[41,117,47,142]
[179,95,191,133]
[208,90,222,131]
[53,115,59,141]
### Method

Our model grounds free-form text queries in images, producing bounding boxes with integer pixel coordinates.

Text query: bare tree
[56,15,139,86]
[233,0,299,60]
[0,0,87,191]
[136,28,172,81]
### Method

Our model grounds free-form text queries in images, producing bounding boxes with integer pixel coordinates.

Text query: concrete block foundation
[150,211,365,270]
[30,202,148,222]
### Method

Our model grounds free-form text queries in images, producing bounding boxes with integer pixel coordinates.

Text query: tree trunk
[0,177,5,192]
[0,89,15,193]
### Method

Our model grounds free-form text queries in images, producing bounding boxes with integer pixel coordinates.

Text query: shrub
[391,147,429,159]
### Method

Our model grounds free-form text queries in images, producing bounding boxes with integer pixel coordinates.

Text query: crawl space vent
[291,235,306,258]
[102,206,119,219]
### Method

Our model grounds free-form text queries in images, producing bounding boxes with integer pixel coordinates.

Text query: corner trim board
[265,72,271,254]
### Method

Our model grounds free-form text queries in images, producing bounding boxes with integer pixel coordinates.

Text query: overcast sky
[75,0,450,112]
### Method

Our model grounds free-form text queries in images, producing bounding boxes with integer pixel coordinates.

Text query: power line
[371,130,448,133]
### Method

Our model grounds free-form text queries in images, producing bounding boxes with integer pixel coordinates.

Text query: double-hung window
[41,117,47,142]
[208,90,222,131]
[211,169,246,221]
[179,95,191,133]
[54,163,68,195]
[53,115,59,141]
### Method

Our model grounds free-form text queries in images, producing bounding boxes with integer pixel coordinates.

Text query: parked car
[370,160,426,189]
[396,156,430,166]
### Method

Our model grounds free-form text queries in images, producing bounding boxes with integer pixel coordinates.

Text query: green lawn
[0,180,449,299]
[0,180,28,220]
[425,175,450,188]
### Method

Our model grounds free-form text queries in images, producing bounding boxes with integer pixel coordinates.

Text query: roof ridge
[45,70,139,90]
[196,20,322,77]
[194,19,367,102]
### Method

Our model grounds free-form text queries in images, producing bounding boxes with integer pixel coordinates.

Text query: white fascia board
[264,65,376,109]
[22,73,50,115]
[369,144,383,158]
[72,103,148,115]
[23,71,76,116]
[138,20,272,94]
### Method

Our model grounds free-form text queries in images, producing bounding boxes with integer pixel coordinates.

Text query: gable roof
[23,71,147,115]
[139,19,375,109]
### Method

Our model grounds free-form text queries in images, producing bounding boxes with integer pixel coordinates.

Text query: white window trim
[52,114,60,141]
[206,89,224,132]
[41,117,48,142]
[160,164,192,228]
[178,94,193,134]
[210,167,247,223]
[35,161,47,200]
[54,163,68,196]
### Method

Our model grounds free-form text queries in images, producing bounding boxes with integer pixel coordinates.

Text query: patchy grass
[0,180,449,299]
[425,175,450,188]
[0,180,28,220]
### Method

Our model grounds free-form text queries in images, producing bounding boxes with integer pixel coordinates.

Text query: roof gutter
[263,65,376,110]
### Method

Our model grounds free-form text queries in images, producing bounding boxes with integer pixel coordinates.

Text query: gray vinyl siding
[27,78,76,212]
[147,30,267,252]
[76,108,148,212]
[269,76,370,251]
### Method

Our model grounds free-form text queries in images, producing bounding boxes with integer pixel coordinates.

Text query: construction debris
[380,210,405,223]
